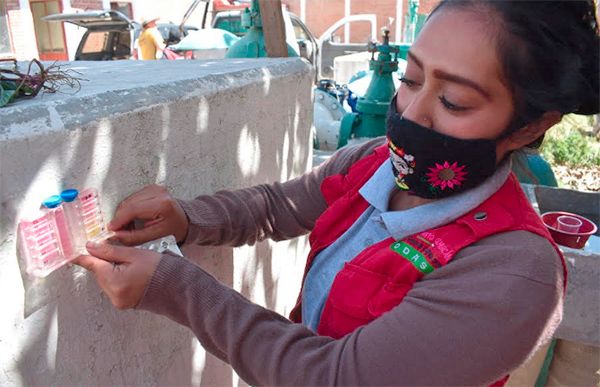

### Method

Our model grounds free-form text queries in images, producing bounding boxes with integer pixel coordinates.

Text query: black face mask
[386,96,498,199]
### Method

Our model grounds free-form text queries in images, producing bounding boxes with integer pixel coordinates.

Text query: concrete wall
[0,58,314,386]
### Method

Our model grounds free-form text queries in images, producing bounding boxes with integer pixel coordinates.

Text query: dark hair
[431,0,599,132]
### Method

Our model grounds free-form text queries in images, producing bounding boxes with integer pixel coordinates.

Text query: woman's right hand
[108,184,189,246]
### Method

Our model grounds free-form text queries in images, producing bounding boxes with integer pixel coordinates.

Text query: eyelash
[399,76,470,112]
[438,96,469,112]
[399,76,418,88]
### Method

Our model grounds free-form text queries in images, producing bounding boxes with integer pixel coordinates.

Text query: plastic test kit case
[18,188,184,278]
[18,188,114,278]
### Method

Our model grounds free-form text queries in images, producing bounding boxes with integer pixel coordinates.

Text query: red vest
[289,145,566,385]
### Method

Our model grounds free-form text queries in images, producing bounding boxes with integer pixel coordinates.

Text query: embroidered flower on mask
[426,161,467,190]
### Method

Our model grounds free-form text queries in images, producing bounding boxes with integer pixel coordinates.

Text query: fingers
[73,243,163,311]
[85,241,140,264]
[119,184,166,207]
[106,184,188,245]
[109,200,160,231]
[108,199,138,231]
[109,185,167,231]
[72,254,112,273]
[112,227,162,246]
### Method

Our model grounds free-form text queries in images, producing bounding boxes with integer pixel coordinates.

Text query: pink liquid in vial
[20,212,64,275]
[19,189,112,277]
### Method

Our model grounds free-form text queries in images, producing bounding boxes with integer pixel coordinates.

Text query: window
[81,31,109,54]
[292,19,308,41]
[112,31,131,58]
[0,2,13,57]
[329,27,343,44]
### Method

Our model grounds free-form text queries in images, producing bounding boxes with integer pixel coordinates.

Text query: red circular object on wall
[541,211,598,249]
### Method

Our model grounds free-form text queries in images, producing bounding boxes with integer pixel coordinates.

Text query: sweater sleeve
[177,138,384,247]
[138,230,565,386]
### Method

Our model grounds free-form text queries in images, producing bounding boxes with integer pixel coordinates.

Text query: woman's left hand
[74,241,162,310]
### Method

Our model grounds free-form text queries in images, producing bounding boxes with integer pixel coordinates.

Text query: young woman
[76,1,599,385]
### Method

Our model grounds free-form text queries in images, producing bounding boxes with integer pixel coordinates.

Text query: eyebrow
[407,51,492,100]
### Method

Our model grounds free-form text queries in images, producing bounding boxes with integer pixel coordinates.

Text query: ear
[496,111,562,156]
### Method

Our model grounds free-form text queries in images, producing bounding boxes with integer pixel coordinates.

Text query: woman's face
[396,8,517,161]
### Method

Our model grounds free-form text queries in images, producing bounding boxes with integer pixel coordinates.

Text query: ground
[553,165,599,192]
[543,114,599,192]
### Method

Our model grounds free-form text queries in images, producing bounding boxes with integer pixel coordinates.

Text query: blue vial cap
[42,195,63,209]
[60,189,79,202]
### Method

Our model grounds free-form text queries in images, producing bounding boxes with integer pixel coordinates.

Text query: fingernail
[86,241,99,249]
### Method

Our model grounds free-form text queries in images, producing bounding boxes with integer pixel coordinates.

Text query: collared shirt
[301,158,511,331]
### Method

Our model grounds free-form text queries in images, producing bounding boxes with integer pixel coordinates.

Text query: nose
[397,88,433,128]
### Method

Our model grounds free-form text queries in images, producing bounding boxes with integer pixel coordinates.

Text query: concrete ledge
[0,58,314,386]
[555,248,600,346]
[522,184,600,346]
[1,59,312,140]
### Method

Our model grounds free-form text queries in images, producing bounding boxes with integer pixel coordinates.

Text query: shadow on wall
[0,61,312,386]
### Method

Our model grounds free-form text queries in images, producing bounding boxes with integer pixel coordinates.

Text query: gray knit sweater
[139,138,564,386]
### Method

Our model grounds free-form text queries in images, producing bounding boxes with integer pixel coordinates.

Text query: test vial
[41,195,73,267]
[78,188,109,241]
[20,211,64,275]
[60,189,88,256]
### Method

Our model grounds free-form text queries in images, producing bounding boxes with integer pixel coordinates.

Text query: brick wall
[6,0,20,11]
[284,0,440,43]
[71,0,104,10]
[284,0,345,41]
[420,0,441,13]
[351,0,400,43]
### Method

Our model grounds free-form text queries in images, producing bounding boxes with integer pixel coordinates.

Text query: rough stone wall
[0,58,314,386]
